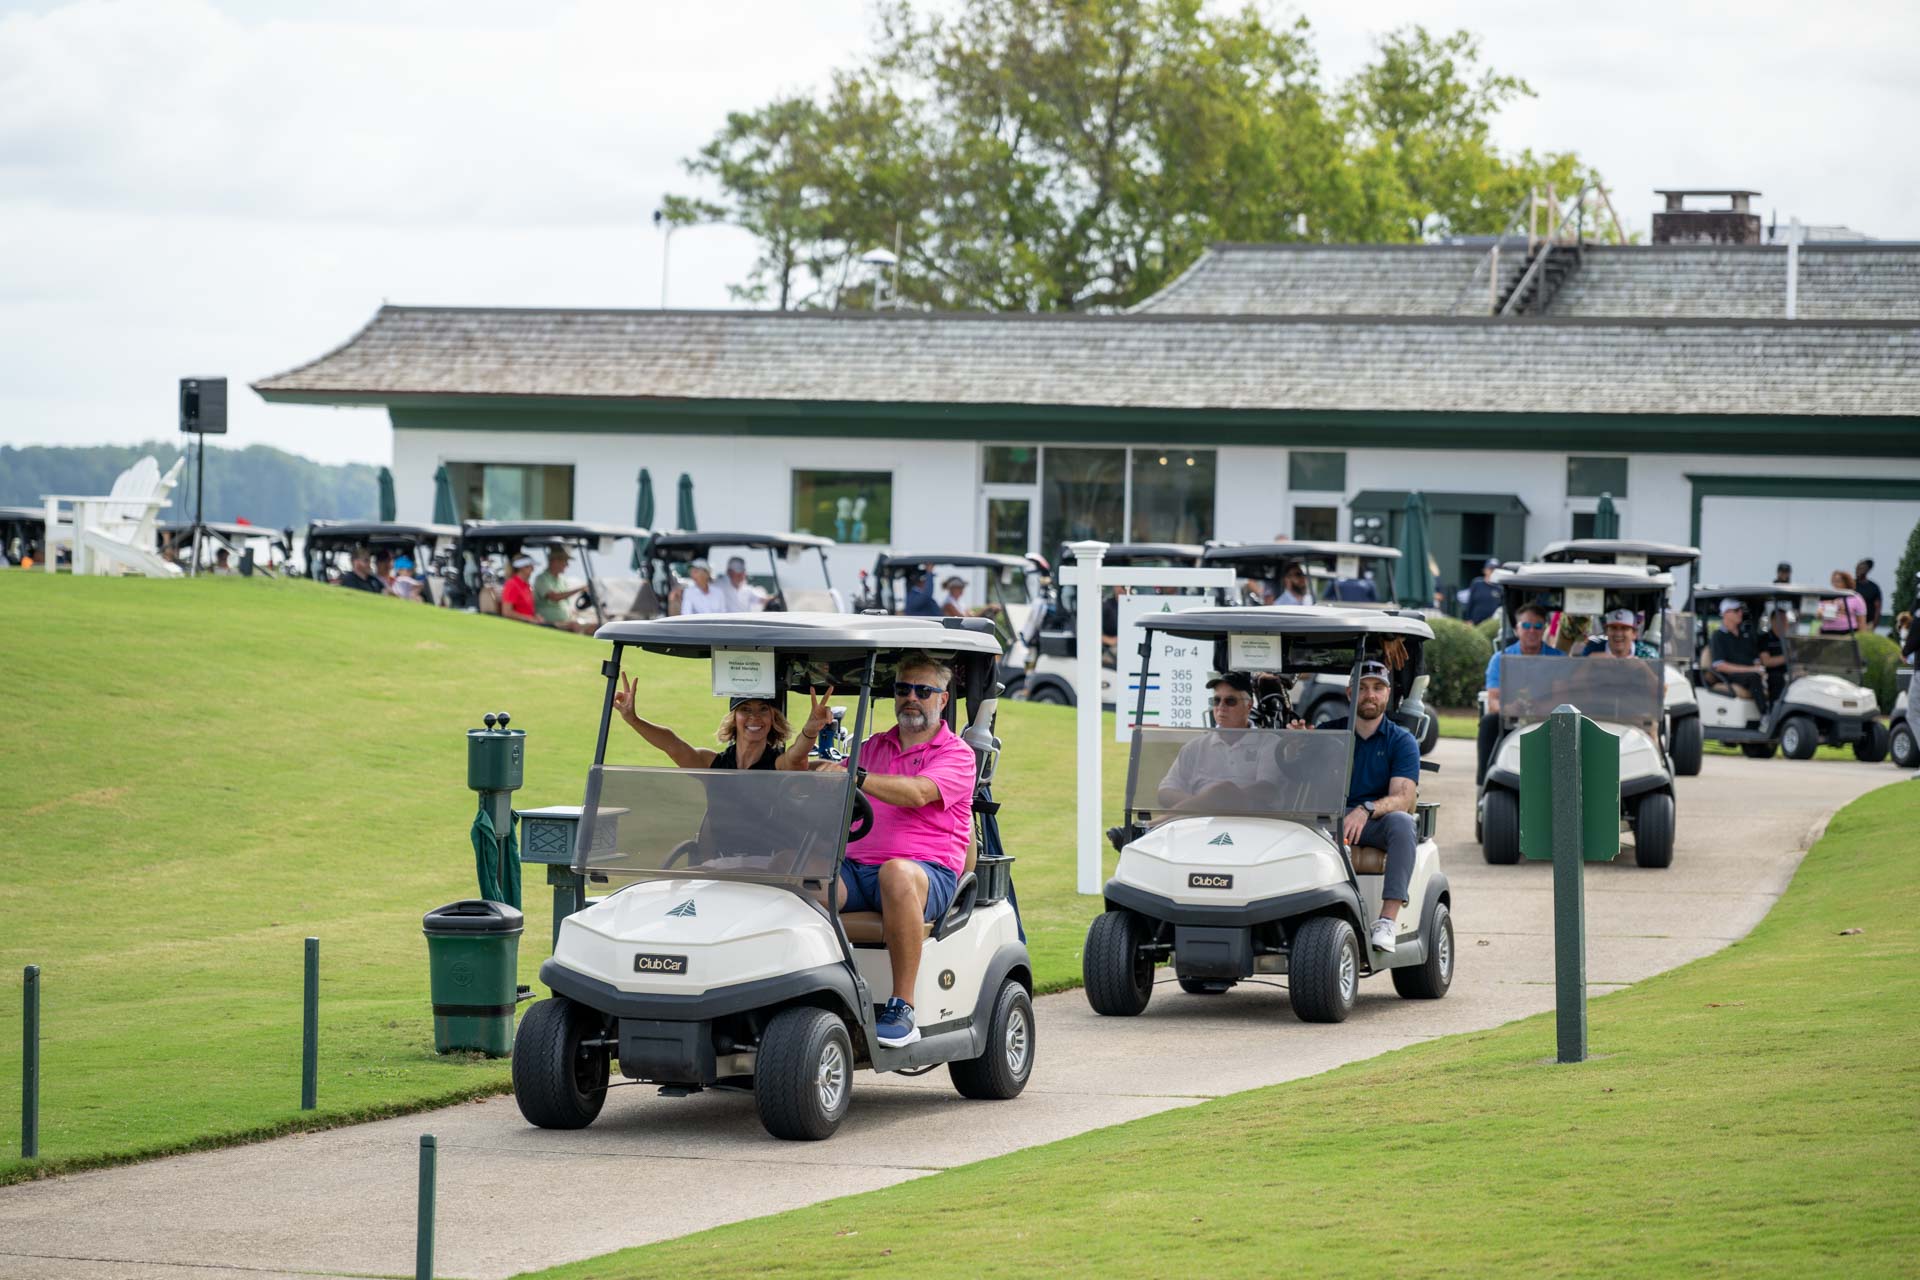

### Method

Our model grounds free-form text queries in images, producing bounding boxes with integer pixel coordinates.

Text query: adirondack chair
[42,456,188,578]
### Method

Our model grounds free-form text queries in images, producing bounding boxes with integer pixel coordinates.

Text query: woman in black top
[612,674,794,770]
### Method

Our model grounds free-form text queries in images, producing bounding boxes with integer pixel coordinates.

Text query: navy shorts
[839,858,959,922]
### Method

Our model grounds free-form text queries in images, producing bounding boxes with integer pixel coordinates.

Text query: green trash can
[422,900,524,1056]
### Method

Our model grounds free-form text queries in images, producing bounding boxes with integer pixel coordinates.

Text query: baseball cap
[1718,597,1744,613]
[1484,557,1500,570]
[942,575,966,589]
[728,695,774,710]
[1207,671,1254,695]
[1355,660,1392,684]
[726,555,747,572]
[393,555,414,571]
[510,554,535,569]
[688,557,711,571]
[1775,562,1792,574]
[1603,608,1638,628]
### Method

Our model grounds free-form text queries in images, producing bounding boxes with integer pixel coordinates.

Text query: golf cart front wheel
[1481,789,1521,865]
[755,1006,854,1141]
[1853,720,1891,764]
[1177,977,1235,995]
[1391,901,1454,1000]
[1670,714,1704,776]
[1418,715,1440,756]
[511,997,610,1131]
[1632,791,1676,869]
[949,979,1035,1100]
[1083,910,1156,1016]
[1891,722,1920,769]
[1288,916,1359,1023]
[1028,684,1070,706]
[1780,716,1819,761]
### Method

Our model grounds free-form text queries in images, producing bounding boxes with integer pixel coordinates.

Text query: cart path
[0,747,1894,1280]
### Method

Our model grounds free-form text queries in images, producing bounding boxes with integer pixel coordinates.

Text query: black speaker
[179,377,228,434]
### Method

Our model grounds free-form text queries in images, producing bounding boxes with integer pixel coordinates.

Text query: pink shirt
[850,723,976,875]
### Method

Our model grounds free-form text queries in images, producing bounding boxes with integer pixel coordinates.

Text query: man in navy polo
[1315,660,1422,953]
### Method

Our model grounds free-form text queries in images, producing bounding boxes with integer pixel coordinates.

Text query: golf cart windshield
[1126,726,1353,820]
[575,765,852,885]
[1785,634,1863,680]
[1664,613,1696,665]
[1500,654,1663,731]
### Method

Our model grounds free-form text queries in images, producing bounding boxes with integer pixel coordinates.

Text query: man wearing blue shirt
[1316,660,1422,953]
[1476,602,1565,783]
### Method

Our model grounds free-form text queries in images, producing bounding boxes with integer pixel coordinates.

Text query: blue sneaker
[876,997,919,1047]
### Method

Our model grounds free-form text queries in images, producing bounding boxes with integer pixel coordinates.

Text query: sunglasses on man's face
[1518,621,1547,631]
[1210,695,1246,707]
[894,682,944,701]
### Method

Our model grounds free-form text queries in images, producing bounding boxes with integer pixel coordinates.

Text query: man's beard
[898,705,932,730]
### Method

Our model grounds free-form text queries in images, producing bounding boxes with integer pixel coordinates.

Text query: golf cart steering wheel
[574,589,593,610]
[848,790,875,843]
[663,837,702,869]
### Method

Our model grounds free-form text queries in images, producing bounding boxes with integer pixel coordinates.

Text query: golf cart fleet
[637,530,842,617]
[1083,605,1452,1023]
[1688,583,1888,762]
[852,551,1040,688]
[1019,542,1205,706]
[303,520,462,599]
[514,612,1033,1141]
[1478,564,1678,868]
[457,520,651,625]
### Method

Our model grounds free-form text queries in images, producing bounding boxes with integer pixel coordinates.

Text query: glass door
[984,495,1034,556]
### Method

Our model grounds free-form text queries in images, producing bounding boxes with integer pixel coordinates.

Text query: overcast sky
[2,0,1914,466]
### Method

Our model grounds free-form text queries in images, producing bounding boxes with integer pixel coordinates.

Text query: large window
[1568,456,1629,498]
[1002,444,1219,554]
[1041,448,1125,552]
[1289,451,1346,493]
[792,470,892,544]
[1293,506,1338,540]
[445,462,573,521]
[1129,449,1217,543]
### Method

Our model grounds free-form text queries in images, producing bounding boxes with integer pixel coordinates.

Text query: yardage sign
[1117,594,1212,741]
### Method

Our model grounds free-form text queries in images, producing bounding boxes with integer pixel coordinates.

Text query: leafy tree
[1893,515,1920,622]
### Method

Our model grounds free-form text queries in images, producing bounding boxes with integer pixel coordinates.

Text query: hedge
[1427,615,1495,710]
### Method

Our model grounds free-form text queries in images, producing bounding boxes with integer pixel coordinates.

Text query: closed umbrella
[1594,492,1620,539]
[632,468,654,570]
[377,467,396,522]
[676,472,697,533]
[432,465,458,526]
[1394,490,1436,607]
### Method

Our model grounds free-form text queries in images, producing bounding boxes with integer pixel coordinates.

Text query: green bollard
[21,965,39,1159]
[416,1133,437,1280]
[302,938,320,1110]
[1550,705,1588,1064]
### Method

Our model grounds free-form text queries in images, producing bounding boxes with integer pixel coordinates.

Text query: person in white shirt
[1273,560,1314,607]
[719,555,768,611]
[1157,672,1281,810]
[675,558,730,614]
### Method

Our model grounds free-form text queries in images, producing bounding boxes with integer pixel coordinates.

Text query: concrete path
[0,746,1895,1280]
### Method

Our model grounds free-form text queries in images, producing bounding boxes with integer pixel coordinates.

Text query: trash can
[422,900,525,1056]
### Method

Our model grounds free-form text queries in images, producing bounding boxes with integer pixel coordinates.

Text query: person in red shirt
[501,554,538,621]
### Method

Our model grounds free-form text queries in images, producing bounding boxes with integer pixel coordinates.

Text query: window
[1568,456,1628,498]
[1041,448,1125,553]
[985,498,1031,556]
[1129,449,1216,542]
[792,470,892,544]
[983,446,1038,484]
[1293,506,1338,540]
[445,463,573,521]
[1289,451,1346,493]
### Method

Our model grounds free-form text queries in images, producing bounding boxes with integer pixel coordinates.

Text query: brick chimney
[1652,190,1764,245]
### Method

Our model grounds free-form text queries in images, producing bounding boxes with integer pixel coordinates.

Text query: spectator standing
[1854,559,1883,630]
[212,548,234,575]
[501,555,538,621]
[533,547,585,631]
[675,558,730,614]
[339,549,384,593]
[1460,559,1502,625]
[1820,570,1867,634]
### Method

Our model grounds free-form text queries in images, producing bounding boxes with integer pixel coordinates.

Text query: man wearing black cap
[1155,672,1274,808]
[1315,660,1421,953]
[1774,562,1793,585]
[1461,558,1501,624]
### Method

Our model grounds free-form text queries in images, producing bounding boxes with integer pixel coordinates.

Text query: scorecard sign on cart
[1117,594,1214,741]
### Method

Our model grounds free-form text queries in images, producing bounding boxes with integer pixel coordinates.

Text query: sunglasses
[894,682,945,701]
[1517,621,1547,631]
[1209,695,1246,707]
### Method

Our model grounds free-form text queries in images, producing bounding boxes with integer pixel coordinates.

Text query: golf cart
[853,551,1040,686]
[0,506,45,565]
[158,521,294,576]
[638,531,842,617]
[1083,605,1451,1022]
[515,612,1032,1140]
[1479,564,1677,868]
[1891,669,1918,769]
[1539,538,1705,775]
[303,520,461,599]
[1021,542,1205,706]
[458,520,649,626]
[1688,583,1887,762]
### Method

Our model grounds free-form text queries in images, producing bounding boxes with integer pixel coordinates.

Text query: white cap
[510,554,535,569]
[1603,608,1639,628]
[688,557,711,571]
[1355,660,1392,684]
[1718,597,1744,614]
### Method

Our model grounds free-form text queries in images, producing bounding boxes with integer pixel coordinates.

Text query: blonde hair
[716,700,792,748]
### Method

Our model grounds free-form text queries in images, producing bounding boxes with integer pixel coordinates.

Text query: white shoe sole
[877,1026,921,1048]
[1370,931,1397,953]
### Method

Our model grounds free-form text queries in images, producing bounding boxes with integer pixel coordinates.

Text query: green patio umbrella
[1594,492,1620,539]
[432,465,457,526]
[377,466,396,522]
[676,472,697,533]
[632,468,654,570]
[1394,490,1436,607]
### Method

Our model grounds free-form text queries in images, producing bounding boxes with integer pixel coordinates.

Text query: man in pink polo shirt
[788,651,975,1047]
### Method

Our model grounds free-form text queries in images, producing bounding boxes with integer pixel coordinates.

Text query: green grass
[0,575,1126,1183]
[520,783,1920,1279]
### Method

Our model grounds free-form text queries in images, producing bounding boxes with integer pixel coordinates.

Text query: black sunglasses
[894,682,945,701]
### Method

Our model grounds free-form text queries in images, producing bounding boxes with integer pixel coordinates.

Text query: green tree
[1893,516,1920,622]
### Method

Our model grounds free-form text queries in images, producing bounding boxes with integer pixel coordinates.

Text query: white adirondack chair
[42,456,188,578]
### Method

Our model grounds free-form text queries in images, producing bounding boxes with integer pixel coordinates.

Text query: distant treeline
[0,442,378,532]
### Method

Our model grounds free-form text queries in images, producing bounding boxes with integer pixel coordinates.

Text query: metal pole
[1550,705,1588,1063]
[301,938,319,1109]
[415,1134,437,1280]
[191,436,205,578]
[1066,540,1109,895]
[22,965,39,1159]
[659,226,674,309]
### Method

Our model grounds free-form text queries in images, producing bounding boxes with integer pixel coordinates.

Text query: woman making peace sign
[611,673,809,771]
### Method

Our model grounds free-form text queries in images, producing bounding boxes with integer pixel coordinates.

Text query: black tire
[754,1006,854,1141]
[1310,701,1342,728]
[511,997,610,1131]
[1740,741,1778,759]
[1029,684,1070,706]
[1084,910,1156,1016]
[1177,977,1234,995]
[1670,714,1704,776]
[1891,722,1920,770]
[949,980,1035,1100]
[1288,916,1359,1024]
[1853,720,1890,764]
[1481,788,1522,865]
[1391,901,1454,1000]
[1632,791,1676,869]
[1419,714,1440,756]
[1780,716,1819,761]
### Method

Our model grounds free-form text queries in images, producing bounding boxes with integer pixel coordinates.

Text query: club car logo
[1207,833,1234,846]
[1188,873,1235,890]
[666,899,697,918]
[633,953,689,975]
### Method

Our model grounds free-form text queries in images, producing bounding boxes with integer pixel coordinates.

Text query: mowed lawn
[0,574,1125,1182]
[525,781,1920,1280]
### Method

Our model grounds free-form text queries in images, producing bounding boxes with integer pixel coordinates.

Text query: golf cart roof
[872,552,1032,572]
[1538,538,1700,570]
[306,520,460,545]
[1059,542,1204,563]
[594,610,1004,656]
[1496,563,1675,592]
[160,521,289,544]
[647,530,835,555]
[0,505,46,523]
[1201,541,1402,565]
[462,520,649,544]
[1693,582,1853,604]
[1140,604,1434,641]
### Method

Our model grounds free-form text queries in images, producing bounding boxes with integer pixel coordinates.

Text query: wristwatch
[1361,800,1376,816]
[854,767,869,792]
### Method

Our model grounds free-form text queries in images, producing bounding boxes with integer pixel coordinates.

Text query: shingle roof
[254,305,1919,418]
[1130,243,1920,320]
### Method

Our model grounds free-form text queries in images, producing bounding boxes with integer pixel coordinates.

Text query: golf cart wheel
[1891,722,1920,770]
[1028,684,1070,706]
[1419,715,1440,756]
[1740,741,1778,760]
[1481,789,1522,865]
[1780,716,1819,761]
[949,979,1035,1100]
[511,997,610,1131]
[1310,701,1342,728]
[755,1006,854,1141]
[1391,901,1454,1000]
[1288,916,1359,1023]
[1083,910,1156,1016]
[1632,791,1676,869]
[1671,715,1704,777]
[1177,977,1235,995]
[1853,720,1891,764]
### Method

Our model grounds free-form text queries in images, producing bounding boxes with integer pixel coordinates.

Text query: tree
[1893,515,1920,623]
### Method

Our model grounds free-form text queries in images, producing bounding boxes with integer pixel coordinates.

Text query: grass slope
[522,782,1920,1279]
[0,575,1124,1182]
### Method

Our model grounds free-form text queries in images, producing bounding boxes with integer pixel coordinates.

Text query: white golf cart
[1478,564,1678,868]
[1083,606,1452,1023]
[1539,538,1704,776]
[1019,542,1206,707]
[853,551,1040,690]
[637,530,844,617]
[1891,669,1918,769]
[1688,583,1888,762]
[513,613,1033,1141]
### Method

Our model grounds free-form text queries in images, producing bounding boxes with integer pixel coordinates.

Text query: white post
[1066,539,1109,896]
[42,496,59,574]
[1785,218,1801,320]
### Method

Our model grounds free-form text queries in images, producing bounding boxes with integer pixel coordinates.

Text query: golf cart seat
[840,842,980,946]
[1348,845,1388,875]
